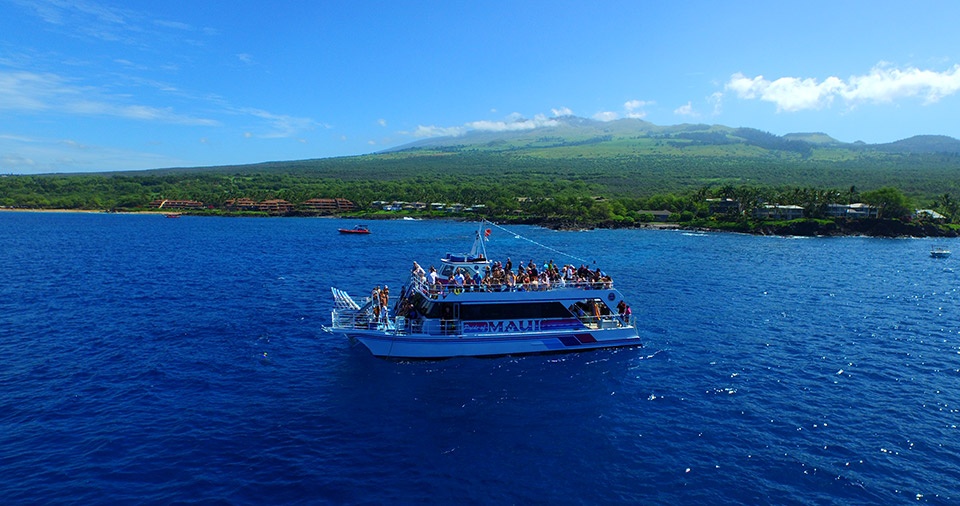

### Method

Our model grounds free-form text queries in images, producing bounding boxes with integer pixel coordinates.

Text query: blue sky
[2,0,960,174]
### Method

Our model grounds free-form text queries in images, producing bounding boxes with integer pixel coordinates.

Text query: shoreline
[2,208,957,238]
[0,208,170,214]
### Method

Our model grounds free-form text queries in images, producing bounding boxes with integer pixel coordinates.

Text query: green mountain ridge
[385,116,960,155]
[781,132,841,145]
[872,134,960,153]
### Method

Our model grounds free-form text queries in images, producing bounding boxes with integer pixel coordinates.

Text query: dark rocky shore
[522,216,959,238]
[751,218,959,238]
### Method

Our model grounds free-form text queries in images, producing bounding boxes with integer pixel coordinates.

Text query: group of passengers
[410,258,613,293]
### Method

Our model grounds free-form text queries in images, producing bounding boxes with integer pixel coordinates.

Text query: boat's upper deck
[406,274,617,303]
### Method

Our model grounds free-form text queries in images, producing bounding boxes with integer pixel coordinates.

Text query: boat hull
[341,327,641,359]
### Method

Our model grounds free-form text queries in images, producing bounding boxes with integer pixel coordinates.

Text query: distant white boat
[930,246,951,258]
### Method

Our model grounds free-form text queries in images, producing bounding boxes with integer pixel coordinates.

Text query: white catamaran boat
[324,222,642,358]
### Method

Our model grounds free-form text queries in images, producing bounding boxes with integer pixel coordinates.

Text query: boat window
[417,301,447,319]
[458,302,573,320]
[572,299,611,316]
[440,265,454,277]
[408,293,433,315]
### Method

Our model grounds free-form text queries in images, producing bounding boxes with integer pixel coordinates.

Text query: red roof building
[301,198,356,212]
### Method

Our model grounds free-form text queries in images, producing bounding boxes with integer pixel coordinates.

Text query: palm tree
[933,193,958,222]
[847,185,858,205]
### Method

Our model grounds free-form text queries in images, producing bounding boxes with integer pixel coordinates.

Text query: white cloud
[0,71,59,110]
[551,106,573,117]
[592,111,618,122]
[0,70,219,125]
[409,113,561,138]
[843,64,960,104]
[726,64,960,112]
[411,125,467,138]
[0,70,329,137]
[674,101,697,117]
[377,118,387,127]
[466,114,559,132]
[592,100,655,122]
[13,0,212,46]
[708,91,723,115]
[237,107,317,138]
[0,133,185,173]
[726,73,843,112]
[624,99,653,118]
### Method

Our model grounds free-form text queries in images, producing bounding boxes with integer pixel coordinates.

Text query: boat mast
[468,221,489,259]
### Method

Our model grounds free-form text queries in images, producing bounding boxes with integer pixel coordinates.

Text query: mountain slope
[95,116,960,202]
[385,116,960,157]
[871,135,960,153]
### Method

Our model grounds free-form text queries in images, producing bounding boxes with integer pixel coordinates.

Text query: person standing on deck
[380,285,390,324]
[371,286,381,323]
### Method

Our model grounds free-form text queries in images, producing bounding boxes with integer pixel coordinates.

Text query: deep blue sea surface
[2,212,959,504]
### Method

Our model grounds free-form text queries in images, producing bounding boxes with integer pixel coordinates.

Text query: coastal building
[826,203,879,218]
[754,204,804,220]
[257,199,294,214]
[224,198,258,211]
[706,198,740,215]
[300,198,356,212]
[825,204,849,217]
[915,209,947,221]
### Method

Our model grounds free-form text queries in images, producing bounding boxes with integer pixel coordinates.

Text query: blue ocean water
[2,212,959,505]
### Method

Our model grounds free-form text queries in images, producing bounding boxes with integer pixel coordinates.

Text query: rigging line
[483,220,590,265]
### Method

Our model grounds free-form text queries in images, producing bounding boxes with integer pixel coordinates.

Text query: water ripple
[1,214,958,504]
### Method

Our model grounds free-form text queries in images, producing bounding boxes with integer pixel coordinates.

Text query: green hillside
[3,116,960,226]
[138,116,960,199]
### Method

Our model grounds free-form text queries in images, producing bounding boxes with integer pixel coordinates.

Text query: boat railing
[331,287,362,310]
[577,314,633,329]
[439,319,462,336]
[332,309,635,335]
[408,276,614,299]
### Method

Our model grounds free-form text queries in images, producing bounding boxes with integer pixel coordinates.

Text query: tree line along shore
[2,174,959,237]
